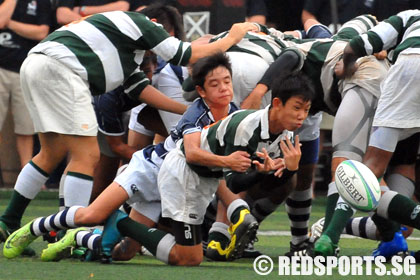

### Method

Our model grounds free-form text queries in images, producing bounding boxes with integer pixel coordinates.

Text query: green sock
[230,206,247,224]
[117,217,167,256]
[324,203,354,244]
[208,231,229,249]
[387,194,420,229]
[371,213,400,242]
[323,193,339,231]
[0,190,31,230]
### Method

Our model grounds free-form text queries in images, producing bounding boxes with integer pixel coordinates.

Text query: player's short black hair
[271,72,315,105]
[192,52,232,89]
[140,4,186,40]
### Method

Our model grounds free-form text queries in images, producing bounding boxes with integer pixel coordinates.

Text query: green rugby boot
[3,221,37,259]
[41,227,87,261]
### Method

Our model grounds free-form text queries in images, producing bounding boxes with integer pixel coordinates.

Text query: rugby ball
[335,160,381,212]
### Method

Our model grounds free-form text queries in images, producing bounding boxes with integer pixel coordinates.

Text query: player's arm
[74,1,129,16]
[137,85,187,115]
[124,70,187,115]
[6,22,49,41]
[241,49,303,109]
[225,136,301,193]
[183,132,251,172]
[0,0,17,28]
[189,22,259,64]
[105,135,137,161]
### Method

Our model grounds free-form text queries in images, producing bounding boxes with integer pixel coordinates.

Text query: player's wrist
[79,6,87,17]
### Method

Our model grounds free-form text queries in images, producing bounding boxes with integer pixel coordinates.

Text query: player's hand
[226,151,251,172]
[227,22,259,44]
[273,158,286,177]
[334,59,358,79]
[253,148,284,174]
[280,135,301,171]
[374,50,387,60]
[337,44,360,79]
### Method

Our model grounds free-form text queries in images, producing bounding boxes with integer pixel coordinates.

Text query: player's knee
[169,247,203,266]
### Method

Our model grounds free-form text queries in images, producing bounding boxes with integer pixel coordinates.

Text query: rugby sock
[208,222,230,249]
[227,199,249,224]
[30,206,83,236]
[117,217,169,257]
[343,217,378,240]
[323,198,355,244]
[377,191,420,230]
[371,213,400,242]
[286,188,312,245]
[63,172,93,207]
[75,230,101,251]
[323,182,339,231]
[251,197,281,223]
[387,173,415,199]
[0,161,49,229]
[58,174,66,211]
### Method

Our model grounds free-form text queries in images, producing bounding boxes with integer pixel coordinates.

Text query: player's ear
[196,85,206,98]
[272,97,282,108]
[150,18,157,23]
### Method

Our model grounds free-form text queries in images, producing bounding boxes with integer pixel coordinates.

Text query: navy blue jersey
[93,86,141,135]
[171,98,239,143]
[0,0,52,72]
[149,98,239,161]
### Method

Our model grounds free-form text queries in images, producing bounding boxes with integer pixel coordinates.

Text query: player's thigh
[158,150,219,225]
[332,86,378,161]
[0,68,12,130]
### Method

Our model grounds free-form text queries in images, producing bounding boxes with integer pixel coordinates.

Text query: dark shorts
[389,133,420,166]
[300,138,320,165]
[93,87,140,135]
[171,220,202,246]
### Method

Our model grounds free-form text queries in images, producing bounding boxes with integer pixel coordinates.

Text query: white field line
[258,230,420,241]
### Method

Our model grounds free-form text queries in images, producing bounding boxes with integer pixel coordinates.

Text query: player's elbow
[33,25,50,41]
[184,150,198,164]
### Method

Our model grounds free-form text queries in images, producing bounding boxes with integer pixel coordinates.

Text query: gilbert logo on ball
[335,160,381,212]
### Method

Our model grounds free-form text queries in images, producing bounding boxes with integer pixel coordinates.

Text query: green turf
[0,190,420,279]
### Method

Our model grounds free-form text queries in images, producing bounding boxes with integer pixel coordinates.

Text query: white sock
[156,234,176,264]
[59,174,66,211]
[15,161,49,199]
[227,199,249,224]
[63,172,93,207]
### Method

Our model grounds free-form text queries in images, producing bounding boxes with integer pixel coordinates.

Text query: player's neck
[210,106,229,122]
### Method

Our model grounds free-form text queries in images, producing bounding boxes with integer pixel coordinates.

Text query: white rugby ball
[335,160,381,212]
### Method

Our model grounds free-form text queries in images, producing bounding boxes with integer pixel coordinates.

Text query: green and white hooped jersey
[210,25,303,65]
[350,9,420,63]
[188,106,293,178]
[289,14,378,114]
[29,11,192,98]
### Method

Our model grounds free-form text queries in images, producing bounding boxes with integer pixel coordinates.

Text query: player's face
[198,66,233,108]
[269,96,311,134]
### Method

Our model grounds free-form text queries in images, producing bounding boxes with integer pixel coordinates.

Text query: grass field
[1,190,420,279]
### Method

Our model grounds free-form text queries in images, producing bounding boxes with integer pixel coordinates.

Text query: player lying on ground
[0,5,258,252]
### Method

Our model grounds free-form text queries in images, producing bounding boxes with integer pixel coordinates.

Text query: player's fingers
[294,135,301,151]
[274,168,284,177]
[238,151,251,157]
[255,151,265,159]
